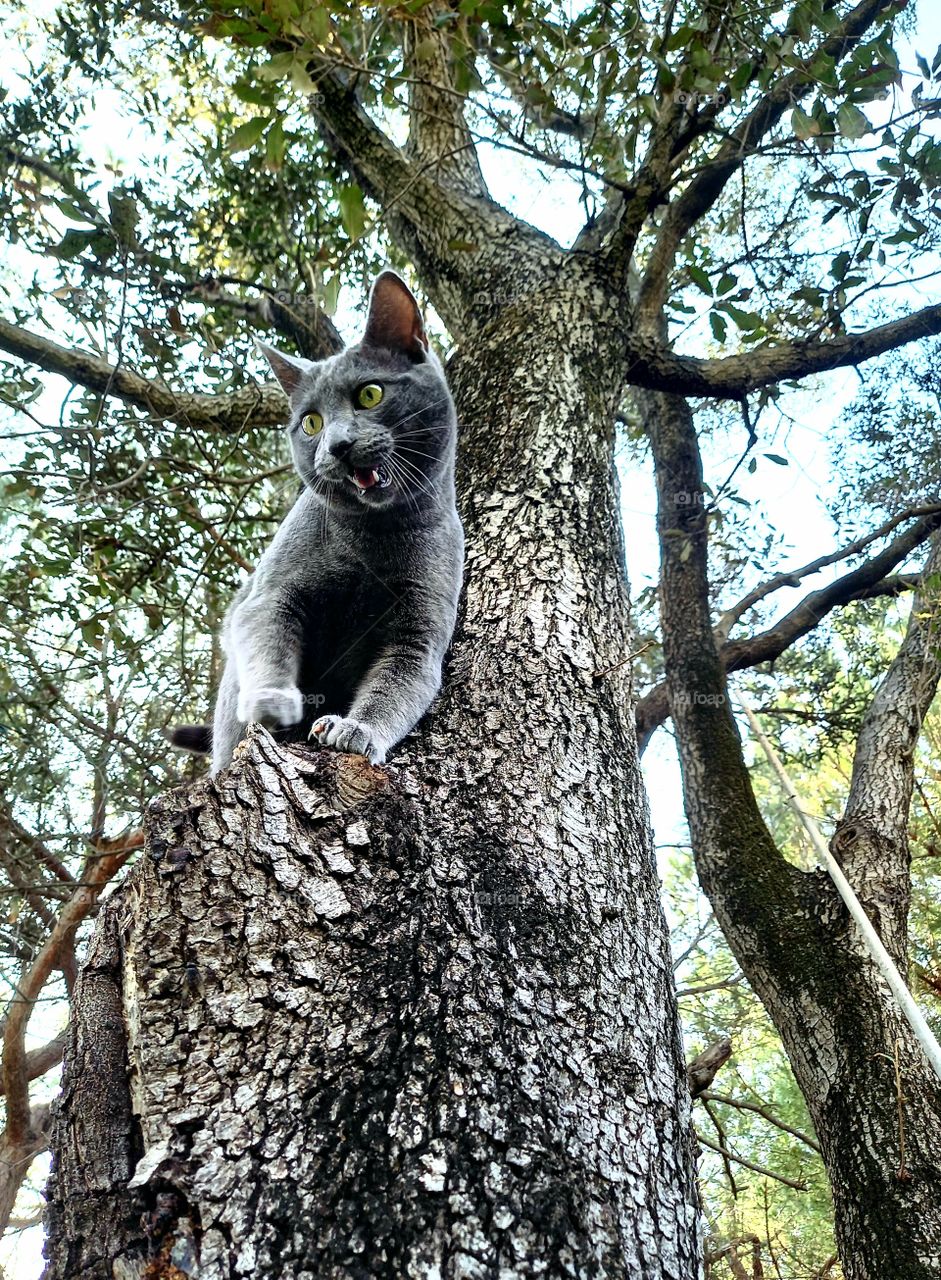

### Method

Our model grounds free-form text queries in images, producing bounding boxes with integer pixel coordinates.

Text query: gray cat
[171,271,463,774]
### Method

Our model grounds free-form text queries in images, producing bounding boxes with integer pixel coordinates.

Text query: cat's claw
[309,715,386,765]
[238,685,304,728]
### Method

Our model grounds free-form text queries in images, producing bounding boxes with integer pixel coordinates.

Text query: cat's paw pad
[309,716,386,765]
[238,685,304,728]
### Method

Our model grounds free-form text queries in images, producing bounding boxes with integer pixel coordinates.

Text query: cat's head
[258,272,456,515]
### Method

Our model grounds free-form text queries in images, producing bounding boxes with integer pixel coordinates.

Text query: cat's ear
[362,271,429,358]
[255,339,315,398]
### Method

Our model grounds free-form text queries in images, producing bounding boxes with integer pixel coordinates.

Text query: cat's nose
[328,434,353,460]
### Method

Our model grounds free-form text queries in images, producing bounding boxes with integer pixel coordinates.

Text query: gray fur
[208,271,463,774]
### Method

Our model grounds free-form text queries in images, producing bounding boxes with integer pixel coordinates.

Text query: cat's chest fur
[265,506,428,716]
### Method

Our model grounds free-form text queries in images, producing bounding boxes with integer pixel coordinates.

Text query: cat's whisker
[391,452,434,490]
[393,423,452,440]
[390,451,443,510]
[387,452,431,507]
[397,444,443,464]
[385,455,425,521]
[387,394,452,432]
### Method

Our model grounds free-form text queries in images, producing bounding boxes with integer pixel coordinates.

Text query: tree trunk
[646,388,941,1280]
[43,304,702,1279]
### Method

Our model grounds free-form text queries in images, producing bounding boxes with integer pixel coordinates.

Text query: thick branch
[1,845,132,1146]
[647,386,941,1276]
[624,302,941,398]
[0,1033,65,1096]
[715,504,941,641]
[635,507,941,748]
[832,534,941,964]
[0,318,288,430]
[10,288,933,426]
[310,69,562,336]
[0,1102,51,1238]
[644,382,806,965]
[404,2,488,198]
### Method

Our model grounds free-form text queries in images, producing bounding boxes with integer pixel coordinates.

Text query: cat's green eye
[301,411,324,437]
[356,383,384,410]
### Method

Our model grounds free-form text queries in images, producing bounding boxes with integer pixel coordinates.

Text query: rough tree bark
[43,299,702,1278]
[646,386,941,1280]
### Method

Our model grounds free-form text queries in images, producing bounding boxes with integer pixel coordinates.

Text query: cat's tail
[164,724,212,755]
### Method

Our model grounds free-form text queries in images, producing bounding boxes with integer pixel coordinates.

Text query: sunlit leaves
[226,114,269,153]
[337,183,367,241]
[836,102,869,139]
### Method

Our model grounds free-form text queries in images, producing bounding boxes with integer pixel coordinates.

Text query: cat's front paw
[238,685,304,728]
[309,715,386,765]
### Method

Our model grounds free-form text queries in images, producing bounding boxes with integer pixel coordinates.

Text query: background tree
[0,0,940,1276]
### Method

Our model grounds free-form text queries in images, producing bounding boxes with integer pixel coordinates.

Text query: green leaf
[232,78,273,106]
[730,60,754,93]
[265,117,287,171]
[55,197,95,223]
[321,275,341,316]
[257,51,294,81]
[308,6,330,41]
[290,58,318,94]
[226,117,268,154]
[337,184,367,241]
[80,618,104,649]
[48,228,101,260]
[836,102,869,138]
[831,250,851,281]
[709,311,727,343]
[763,453,788,466]
[107,190,139,248]
[720,304,762,331]
[688,264,713,295]
[791,106,819,140]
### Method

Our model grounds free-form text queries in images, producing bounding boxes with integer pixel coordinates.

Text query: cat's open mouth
[351,465,391,492]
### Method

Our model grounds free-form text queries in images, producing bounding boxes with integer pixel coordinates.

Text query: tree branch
[0,318,288,430]
[635,506,941,749]
[699,1089,821,1152]
[715,505,941,641]
[624,302,941,398]
[0,1101,51,1238]
[832,534,941,965]
[0,1033,66,1096]
[634,0,905,323]
[4,146,342,360]
[403,2,488,198]
[695,1131,809,1190]
[2,844,133,1146]
[309,68,562,336]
